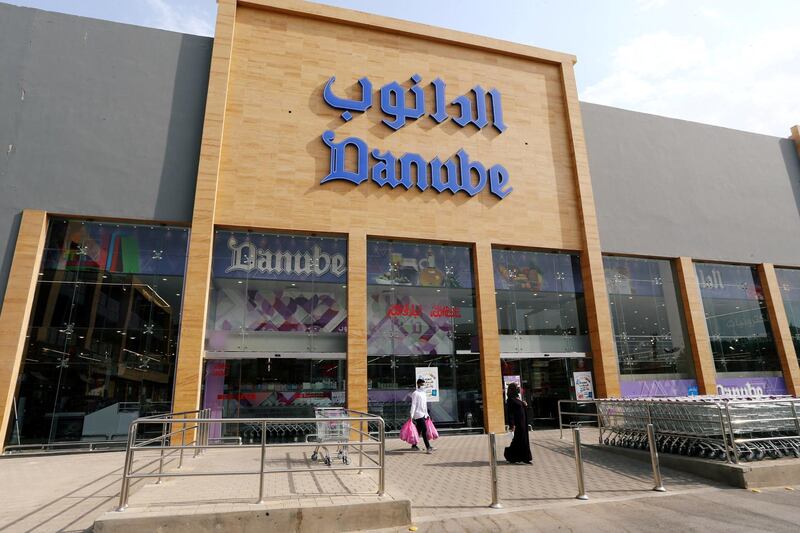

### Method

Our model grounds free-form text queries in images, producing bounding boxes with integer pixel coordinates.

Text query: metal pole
[725,403,738,464]
[257,421,267,504]
[646,423,666,492]
[358,419,364,474]
[156,421,167,484]
[378,419,385,496]
[488,433,503,509]
[717,404,732,463]
[178,419,186,468]
[558,401,563,439]
[572,427,588,500]
[116,423,137,511]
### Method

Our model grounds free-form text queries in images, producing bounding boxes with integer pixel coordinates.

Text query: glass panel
[696,263,781,377]
[604,256,694,381]
[492,249,589,355]
[7,219,188,447]
[776,267,800,362]
[366,239,482,430]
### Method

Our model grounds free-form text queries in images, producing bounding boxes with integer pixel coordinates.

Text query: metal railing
[557,400,600,439]
[116,409,385,511]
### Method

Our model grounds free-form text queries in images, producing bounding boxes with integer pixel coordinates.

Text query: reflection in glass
[7,219,188,447]
[493,249,589,355]
[775,268,800,363]
[604,256,693,377]
[696,262,781,375]
[366,240,482,430]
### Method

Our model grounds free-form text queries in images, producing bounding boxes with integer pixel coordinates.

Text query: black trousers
[414,417,431,449]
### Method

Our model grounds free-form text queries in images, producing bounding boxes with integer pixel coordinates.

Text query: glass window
[775,267,800,363]
[7,219,188,447]
[696,263,781,376]
[366,240,482,431]
[604,256,694,379]
[492,249,589,355]
[202,230,348,433]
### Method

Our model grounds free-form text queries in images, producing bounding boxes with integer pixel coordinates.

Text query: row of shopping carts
[596,396,800,462]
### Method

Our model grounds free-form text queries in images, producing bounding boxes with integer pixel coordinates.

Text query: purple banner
[716,377,787,396]
[620,379,699,398]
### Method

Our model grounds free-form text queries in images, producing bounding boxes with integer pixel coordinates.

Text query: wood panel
[558,64,620,397]
[758,264,800,395]
[675,257,717,394]
[474,242,505,432]
[792,126,800,159]
[346,232,368,412]
[215,6,583,252]
[0,210,48,451]
[171,0,237,416]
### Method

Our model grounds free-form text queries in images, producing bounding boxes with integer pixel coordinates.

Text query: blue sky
[5,0,799,137]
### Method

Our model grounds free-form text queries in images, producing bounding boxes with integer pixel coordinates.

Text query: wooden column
[675,257,716,394]
[758,264,800,396]
[559,64,620,397]
[346,232,368,412]
[0,210,48,451]
[474,242,504,432]
[171,0,237,415]
[791,125,800,159]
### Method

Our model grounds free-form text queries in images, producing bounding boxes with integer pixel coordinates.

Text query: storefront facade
[1,0,800,449]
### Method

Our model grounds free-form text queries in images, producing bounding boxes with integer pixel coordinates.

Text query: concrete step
[93,498,412,533]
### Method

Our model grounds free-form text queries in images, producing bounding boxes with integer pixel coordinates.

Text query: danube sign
[321,74,512,199]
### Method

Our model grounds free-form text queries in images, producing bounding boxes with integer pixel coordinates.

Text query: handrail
[116,408,386,511]
[557,400,599,439]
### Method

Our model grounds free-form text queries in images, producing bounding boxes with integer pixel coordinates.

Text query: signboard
[415,367,440,403]
[573,371,594,400]
[503,375,522,399]
[321,75,512,199]
[620,379,699,398]
[716,377,787,397]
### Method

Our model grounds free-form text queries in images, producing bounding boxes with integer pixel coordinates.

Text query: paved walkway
[0,429,716,532]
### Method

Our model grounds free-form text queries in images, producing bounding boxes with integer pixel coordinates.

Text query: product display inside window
[366,240,482,430]
[493,248,589,355]
[202,357,346,442]
[604,256,697,397]
[202,230,348,430]
[7,219,188,446]
[696,263,785,393]
[775,267,800,361]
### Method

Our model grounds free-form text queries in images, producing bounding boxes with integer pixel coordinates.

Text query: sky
[5,0,799,137]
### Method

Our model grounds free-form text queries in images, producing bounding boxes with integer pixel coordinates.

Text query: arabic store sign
[321,74,512,199]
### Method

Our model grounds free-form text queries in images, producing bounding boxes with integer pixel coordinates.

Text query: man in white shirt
[410,378,434,453]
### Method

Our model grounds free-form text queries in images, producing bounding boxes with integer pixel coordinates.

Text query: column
[0,210,48,452]
[474,242,504,433]
[791,125,800,159]
[346,232,368,412]
[675,257,717,394]
[758,264,800,395]
[171,0,237,416]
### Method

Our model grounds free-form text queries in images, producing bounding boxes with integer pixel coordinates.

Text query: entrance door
[502,357,593,428]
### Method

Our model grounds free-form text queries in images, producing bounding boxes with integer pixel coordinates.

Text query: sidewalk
[0,429,717,532]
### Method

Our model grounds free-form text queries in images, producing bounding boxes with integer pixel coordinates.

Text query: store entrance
[501,356,593,428]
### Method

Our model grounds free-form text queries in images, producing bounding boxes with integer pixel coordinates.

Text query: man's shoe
[426,448,432,454]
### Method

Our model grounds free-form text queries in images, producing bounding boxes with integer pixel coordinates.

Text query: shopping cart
[309,407,351,466]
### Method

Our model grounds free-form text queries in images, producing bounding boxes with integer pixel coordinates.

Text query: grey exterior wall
[583,102,800,266]
[0,3,212,309]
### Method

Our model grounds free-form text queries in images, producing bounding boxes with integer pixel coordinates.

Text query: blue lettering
[322,76,373,122]
[400,152,429,191]
[457,149,487,196]
[321,130,369,185]
[371,149,400,188]
[489,164,512,199]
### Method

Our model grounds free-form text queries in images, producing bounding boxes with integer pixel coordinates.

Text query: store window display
[202,230,348,440]
[366,240,481,431]
[7,218,188,447]
[604,256,696,397]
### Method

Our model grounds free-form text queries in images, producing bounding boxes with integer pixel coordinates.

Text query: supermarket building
[1,0,800,450]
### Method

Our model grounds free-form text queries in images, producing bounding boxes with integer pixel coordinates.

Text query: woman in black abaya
[504,383,533,464]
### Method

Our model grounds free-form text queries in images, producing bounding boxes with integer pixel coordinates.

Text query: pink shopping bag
[425,417,440,440]
[400,418,420,446]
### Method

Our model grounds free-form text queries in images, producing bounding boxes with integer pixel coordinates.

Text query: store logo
[225,236,346,277]
[320,74,512,199]
[716,382,765,396]
[386,304,462,318]
[697,268,724,289]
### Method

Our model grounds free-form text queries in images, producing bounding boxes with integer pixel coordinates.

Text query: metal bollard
[572,427,588,500]
[646,423,666,492]
[257,421,267,504]
[488,433,503,509]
